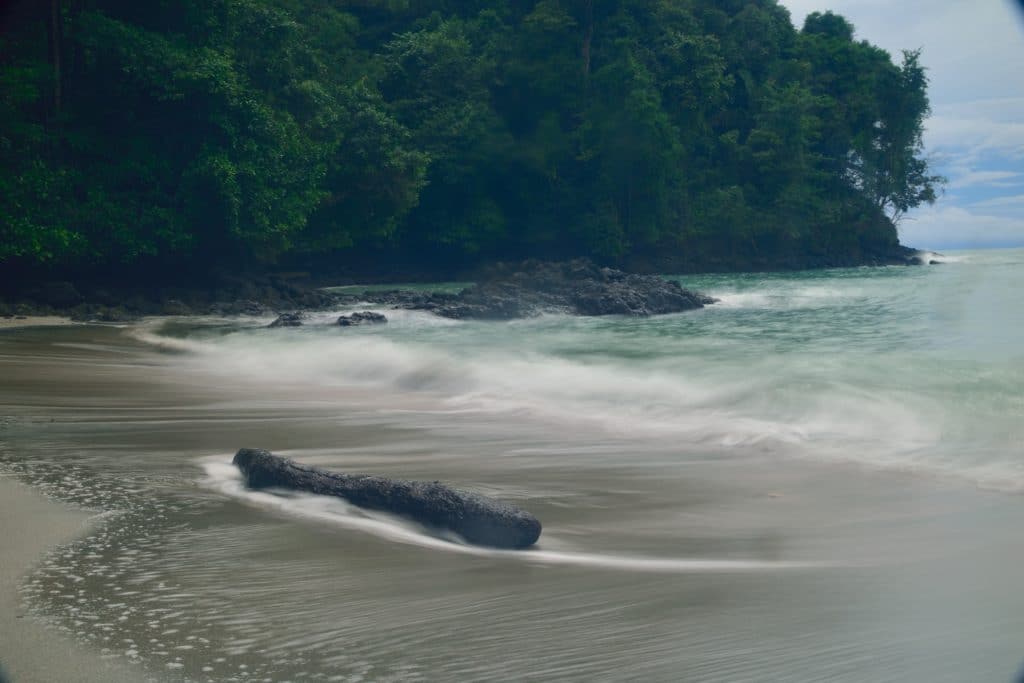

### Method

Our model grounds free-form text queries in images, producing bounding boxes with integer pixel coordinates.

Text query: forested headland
[1,0,943,284]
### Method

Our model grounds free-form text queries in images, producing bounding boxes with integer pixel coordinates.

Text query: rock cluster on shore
[0,258,720,322]
[0,273,338,322]
[358,259,716,319]
[267,312,305,328]
[0,253,941,324]
[337,311,388,326]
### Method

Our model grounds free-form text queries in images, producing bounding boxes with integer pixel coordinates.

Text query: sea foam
[135,254,1024,494]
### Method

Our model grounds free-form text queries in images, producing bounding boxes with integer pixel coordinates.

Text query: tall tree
[0,0,944,273]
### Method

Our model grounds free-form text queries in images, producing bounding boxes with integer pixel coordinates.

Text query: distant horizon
[908,242,1024,252]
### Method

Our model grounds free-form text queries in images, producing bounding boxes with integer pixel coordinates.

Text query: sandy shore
[0,316,73,330]
[0,477,141,683]
[4,319,1024,680]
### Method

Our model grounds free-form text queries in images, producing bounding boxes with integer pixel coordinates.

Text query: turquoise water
[3,249,1024,682]
[165,248,1024,490]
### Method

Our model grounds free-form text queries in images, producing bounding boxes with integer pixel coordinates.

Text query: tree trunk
[581,0,593,81]
[47,0,62,114]
[233,448,543,549]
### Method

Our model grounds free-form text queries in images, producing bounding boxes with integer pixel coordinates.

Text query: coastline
[4,256,1023,680]
[0,477,142,683]
[0,248,932,324]
[0,316,73,330]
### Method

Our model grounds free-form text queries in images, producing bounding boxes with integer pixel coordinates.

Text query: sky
[780,0,1024,250]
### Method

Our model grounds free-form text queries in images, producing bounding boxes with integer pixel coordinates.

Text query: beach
[0,477,139,683]
[2,253,1024,681]
[0,317,73,330]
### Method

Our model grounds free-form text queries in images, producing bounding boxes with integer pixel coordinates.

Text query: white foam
[709,285,862,310]
[916,250,967,264]
[144,329,897,452]
[127,273,1024,493]
[128,325,212,353]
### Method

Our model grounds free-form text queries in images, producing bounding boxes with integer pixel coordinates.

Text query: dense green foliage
[0,0,942,273]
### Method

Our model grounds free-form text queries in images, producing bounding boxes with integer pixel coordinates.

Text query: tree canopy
[0,0,943,274]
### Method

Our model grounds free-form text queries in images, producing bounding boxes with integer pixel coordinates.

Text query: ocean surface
[2,248,1024,682]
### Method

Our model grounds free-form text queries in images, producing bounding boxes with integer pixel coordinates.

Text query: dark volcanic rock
[570,270,716,316]
[358,290,459,309]
[407,259,715,320]
[268,311,304,328]
[233,448,542,549]
[1,272,350,320]
[338,311,387,326]
[877,245,934,266]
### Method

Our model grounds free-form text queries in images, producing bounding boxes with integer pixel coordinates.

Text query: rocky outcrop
[4,248,942,321]
[0,270,344,320]
[268,312,304,328]
[380,259,716,320]
[233,448,542,549]
[337,311,387,326]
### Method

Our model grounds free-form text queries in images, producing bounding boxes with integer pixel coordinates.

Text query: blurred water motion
[2,251,1024,681]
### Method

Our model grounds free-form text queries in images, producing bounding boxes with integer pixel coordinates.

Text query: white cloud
[780,1,1024,147]
[781,1,1024,248]
[781,1,1024,104]
[937,96,1024,123]
[946,170,1022,190]
[970,193,1024,209]
[899,204,1024,249]
[925,108,1024,160]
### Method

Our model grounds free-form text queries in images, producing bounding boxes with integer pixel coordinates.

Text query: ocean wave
[129,266,1024,493]
[709,285,863,310]
[137,322,932,451]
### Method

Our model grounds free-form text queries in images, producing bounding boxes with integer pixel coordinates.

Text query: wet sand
[3,322,1024,681]
[0,478,140,683]
[0,316,73,329]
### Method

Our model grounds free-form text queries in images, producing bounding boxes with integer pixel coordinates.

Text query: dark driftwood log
[233,448,542,549]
